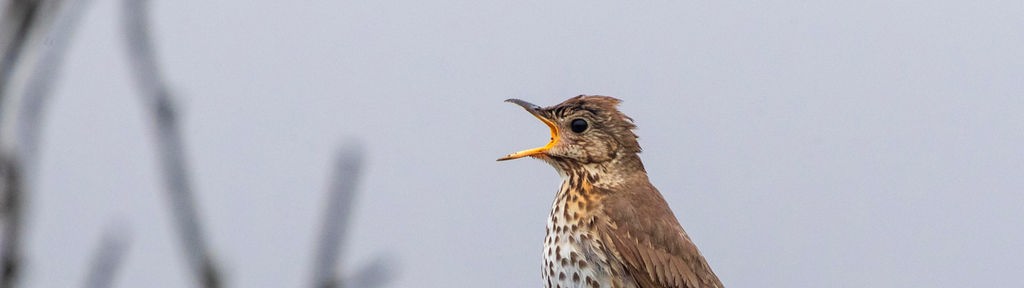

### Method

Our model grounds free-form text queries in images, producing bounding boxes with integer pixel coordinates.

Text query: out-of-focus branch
[82,224,131,288]
[18,0,94,164]
[312,143,364,288]
[0,154,23,288]
[0,0,40,109]
[311,144,399,288]
[120,0,221,287]
[3,0,92,284]
[0,10,41,284]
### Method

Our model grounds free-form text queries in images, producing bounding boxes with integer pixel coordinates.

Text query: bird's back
[595,179,723,288]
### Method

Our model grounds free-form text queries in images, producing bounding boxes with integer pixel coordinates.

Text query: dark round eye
[570,119,588,133]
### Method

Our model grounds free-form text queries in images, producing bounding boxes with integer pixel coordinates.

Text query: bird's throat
[552,168,602,221]
[543,167,607,285]
[549,153,645,191]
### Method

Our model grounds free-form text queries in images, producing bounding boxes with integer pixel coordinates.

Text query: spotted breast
[543,169,635,288]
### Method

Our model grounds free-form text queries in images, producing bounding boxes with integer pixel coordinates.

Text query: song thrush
[498,95,723,288]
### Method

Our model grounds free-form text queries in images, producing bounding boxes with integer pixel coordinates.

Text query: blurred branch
[82,224,131,288]
[2,0,91,287]
[0,0,40,108]
[120,0,222,287]
[311,144,400,288]
[312,143,364,288]
[18,0,94,164]
[0,10,41,284]
[0,154,23,288]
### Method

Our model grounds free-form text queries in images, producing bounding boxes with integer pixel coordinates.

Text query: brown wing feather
[596,183,723,288]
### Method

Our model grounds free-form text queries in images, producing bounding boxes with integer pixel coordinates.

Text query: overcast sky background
[15,0,1023,287]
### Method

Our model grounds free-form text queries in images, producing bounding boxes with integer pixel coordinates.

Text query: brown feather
[596,178,723,288]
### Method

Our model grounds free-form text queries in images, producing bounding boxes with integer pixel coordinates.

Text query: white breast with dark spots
[542,181,609,288]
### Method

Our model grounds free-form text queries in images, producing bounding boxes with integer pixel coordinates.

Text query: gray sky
[21,0,1024,287]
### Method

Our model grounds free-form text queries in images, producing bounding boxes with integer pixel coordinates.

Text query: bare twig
[0,154,23,288]
[82,224,131,288]
[0,1,42,287]
[312,143,364,288]
[18,0,95,164]
[0,0,40,108]
[120,0,221,287]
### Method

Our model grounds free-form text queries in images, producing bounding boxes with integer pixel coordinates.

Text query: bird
[498,95,723,288]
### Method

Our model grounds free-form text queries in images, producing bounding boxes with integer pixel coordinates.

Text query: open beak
[497,99,559,161]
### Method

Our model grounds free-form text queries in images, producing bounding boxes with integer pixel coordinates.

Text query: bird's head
[498,95,641,166]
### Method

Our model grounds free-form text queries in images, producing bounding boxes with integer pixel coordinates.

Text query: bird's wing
[596,184,723,288]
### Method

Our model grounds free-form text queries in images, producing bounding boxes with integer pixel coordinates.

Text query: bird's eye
[570,119,588,133]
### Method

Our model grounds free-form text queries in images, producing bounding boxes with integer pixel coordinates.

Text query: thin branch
[0,0,40,108]
[0,154,23,288]
[18,0,95,165]
[312,143,364,288]
[82,224,131,288]
[0,1,42,287]
[120,0,221,287]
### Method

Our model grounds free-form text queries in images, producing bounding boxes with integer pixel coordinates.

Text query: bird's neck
[548,154,645,230]
[553,153,646,191]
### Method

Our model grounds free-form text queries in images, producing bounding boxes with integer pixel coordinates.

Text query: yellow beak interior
[498,111,559,161]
